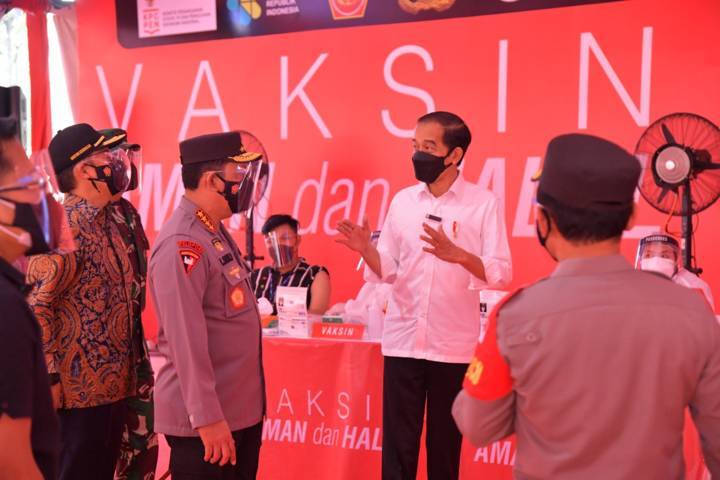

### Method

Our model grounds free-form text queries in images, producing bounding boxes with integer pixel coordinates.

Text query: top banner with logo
[119,0,621,48]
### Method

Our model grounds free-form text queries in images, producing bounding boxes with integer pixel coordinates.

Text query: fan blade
[661,123,677,144]
[656,187,671,204]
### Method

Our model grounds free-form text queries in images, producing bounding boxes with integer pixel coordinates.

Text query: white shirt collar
[415,172,466,201]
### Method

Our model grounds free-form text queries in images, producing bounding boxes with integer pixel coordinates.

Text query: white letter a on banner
[178,60,230,141]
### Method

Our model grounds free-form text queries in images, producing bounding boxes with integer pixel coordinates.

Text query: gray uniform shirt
[149,197,264,436]
[453,255,720,479]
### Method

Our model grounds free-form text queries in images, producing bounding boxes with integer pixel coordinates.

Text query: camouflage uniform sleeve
[150,235,225,429]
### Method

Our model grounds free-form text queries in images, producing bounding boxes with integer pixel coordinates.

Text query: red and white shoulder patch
[177,240,204,275]
[463,287,524,401]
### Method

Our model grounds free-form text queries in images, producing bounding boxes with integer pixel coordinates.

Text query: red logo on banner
[141,8,160,35]
[312,322,366,340]
[328,0,368,20]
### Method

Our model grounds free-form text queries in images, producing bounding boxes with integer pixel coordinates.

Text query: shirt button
[526,332,538,342]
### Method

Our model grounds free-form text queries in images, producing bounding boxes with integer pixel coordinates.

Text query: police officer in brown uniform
[452,134,720,478]
[148,132,266,479]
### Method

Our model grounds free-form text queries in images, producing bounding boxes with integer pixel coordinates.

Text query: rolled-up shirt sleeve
[151,236,224,429]
[364,197,400,284]
[470,195,512,290]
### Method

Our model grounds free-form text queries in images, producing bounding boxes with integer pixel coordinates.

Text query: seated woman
[252,214,330,314]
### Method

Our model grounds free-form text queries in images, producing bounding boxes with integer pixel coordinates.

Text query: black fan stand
[680,180,701,275]
[244,207,264,270]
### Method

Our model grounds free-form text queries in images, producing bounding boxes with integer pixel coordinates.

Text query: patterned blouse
[251,259,328,314]
[27,194,136,409]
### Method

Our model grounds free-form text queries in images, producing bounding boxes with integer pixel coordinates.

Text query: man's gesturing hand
[336,218,372,254]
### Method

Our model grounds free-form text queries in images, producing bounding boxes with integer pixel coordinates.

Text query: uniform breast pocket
[222,263,255,318]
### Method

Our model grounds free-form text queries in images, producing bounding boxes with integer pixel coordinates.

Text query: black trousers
[382,356,468,480]
[166,422,263,480]
[57,399,127,480]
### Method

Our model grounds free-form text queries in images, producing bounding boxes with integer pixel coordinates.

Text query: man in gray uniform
[452,133,720,478]
[148,131,266,479]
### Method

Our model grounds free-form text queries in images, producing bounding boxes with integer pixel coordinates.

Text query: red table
[154,337,707,479]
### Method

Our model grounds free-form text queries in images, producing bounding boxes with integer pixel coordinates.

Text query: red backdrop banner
[75,0,720,336]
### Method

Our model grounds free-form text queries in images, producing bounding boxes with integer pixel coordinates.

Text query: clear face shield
[124,144,142,192]
[635,234,680,278]
[264,229,298,269]
[216,156,267,215]
[87,147,132,196]
[0,151,75,256]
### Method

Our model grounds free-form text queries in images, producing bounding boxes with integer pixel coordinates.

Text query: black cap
[98,128,140,151]
[179,131,262,166]
[48,123,105,174]
[534,133,641,211]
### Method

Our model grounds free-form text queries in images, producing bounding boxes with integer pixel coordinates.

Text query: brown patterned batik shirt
[27,194,136,409]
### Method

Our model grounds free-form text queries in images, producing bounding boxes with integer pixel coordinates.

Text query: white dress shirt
[365,174,512,363]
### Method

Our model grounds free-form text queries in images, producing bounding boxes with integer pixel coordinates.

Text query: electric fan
[635,112,720,273]
[238,130,270,270]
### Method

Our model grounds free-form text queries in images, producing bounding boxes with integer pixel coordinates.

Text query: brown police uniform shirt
[149,197,264,436]
[453,255,720,479]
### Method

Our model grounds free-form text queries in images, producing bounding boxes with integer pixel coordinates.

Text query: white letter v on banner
[96,64,143,130]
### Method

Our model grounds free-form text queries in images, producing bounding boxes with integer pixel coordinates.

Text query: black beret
[48,123,105,174]
[179,131,261,165]
[534,133,641,211]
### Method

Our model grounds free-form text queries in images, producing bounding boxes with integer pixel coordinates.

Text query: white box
[278,317,310,338]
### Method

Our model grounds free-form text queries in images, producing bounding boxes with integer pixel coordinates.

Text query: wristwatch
[49,373,61,386]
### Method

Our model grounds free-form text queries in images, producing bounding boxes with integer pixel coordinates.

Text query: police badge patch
[177,240,204,275]
[212,238,225,251]
[230,285,246,309]
[179,249,200,275]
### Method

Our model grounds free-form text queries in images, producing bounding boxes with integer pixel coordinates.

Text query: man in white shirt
[337,111,512,480]
[636,233,715,310]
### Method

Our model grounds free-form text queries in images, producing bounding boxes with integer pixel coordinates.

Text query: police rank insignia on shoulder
[211,238,225,251]
[177,240,204,275]
[230,285,245,309]
[195,209,216,233]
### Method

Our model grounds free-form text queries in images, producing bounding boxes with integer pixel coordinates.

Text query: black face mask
[88,163,129,196]
[412,150,449,184]
[12,202,50,255]
[535,208,557,262]
[216,175,254,214]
